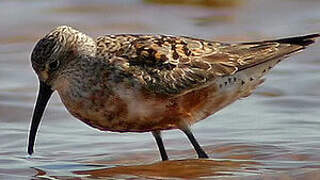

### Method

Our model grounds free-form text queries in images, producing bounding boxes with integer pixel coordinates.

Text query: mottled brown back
[95,34,319,96]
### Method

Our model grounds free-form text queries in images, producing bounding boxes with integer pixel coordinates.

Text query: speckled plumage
[29,25,319,159]
[95,34,299,96]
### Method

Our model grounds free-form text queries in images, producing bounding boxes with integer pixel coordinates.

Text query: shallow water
[1,0,320,179]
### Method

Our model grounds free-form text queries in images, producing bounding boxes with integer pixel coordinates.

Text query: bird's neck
[69,33,96,57]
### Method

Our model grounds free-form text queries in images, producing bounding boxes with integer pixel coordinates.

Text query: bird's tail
[235,33,320,98]
[270,33,320,47]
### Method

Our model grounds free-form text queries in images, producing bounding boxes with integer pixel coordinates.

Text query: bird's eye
[49,60,60,70]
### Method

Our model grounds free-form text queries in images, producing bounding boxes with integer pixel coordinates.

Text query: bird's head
[28,25,96,155]
[31,25,96,86]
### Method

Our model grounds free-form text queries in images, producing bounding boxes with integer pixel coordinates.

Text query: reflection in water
[1,0,320,179]
[74,159,259,179]
[26,143,320,179]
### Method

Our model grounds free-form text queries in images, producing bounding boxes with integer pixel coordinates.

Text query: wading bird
[28,26,319,161]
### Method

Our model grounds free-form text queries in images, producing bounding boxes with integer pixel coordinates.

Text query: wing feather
[95,34,308,96]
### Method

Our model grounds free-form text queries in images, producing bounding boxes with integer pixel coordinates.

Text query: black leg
[152,131,169,161]
[181,127,209,159]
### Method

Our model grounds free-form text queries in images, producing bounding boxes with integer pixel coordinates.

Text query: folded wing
[95,34,319,96]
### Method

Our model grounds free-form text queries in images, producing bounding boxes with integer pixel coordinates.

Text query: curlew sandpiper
[28,25,319,160]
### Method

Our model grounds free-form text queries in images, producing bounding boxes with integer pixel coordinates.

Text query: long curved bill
[28,80,53,155]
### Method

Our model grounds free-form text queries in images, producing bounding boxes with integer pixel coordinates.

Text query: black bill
[28,80,53,155]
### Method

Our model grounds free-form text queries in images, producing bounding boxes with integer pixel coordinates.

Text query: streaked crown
[31,25,96,82]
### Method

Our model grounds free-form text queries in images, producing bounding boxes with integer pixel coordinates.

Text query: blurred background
[1,0,320,179]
